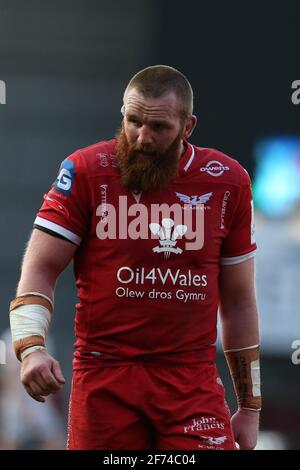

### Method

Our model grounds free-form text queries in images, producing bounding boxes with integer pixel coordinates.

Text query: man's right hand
[21,351,66,403]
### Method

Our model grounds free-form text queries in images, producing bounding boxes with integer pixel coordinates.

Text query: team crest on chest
[149,218,187,259]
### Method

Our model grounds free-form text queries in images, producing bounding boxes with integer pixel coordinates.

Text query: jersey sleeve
[220,167,257,265]
[34,151,91,246]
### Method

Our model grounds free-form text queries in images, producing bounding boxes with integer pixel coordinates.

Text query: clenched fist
[231,408,260,450]
[21,351,66,403]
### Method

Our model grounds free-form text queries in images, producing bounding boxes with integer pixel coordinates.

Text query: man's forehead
[124,89,180,119]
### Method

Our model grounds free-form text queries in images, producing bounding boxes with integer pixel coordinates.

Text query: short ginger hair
[123,65,194,119]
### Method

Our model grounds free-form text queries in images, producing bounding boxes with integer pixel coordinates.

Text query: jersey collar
[178,141,195,176]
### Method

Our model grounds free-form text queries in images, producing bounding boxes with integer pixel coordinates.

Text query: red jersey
[34,139,256,367]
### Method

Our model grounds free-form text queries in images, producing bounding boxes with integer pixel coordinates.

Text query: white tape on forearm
[10,304,51,342]
[251,359,261,397]
[224,344,262,410]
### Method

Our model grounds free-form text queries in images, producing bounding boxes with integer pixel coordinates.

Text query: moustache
[130,146,157,155]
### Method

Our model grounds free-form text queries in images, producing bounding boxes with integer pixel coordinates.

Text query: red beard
[115,129,182,193]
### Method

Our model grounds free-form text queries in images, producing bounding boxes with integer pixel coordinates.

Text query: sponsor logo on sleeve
[53,159,75,195]
[43,195,69,218]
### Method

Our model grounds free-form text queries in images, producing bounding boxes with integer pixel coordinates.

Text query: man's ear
[182,115,197,140]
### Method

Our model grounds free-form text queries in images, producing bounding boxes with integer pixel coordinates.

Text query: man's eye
[153,123,164,131]
[128,118,140,125]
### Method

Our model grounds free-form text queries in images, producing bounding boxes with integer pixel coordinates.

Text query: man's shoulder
[192,145,251,186]
[194,145,244,171]
[61,139,118,177]
[76,138,117,165]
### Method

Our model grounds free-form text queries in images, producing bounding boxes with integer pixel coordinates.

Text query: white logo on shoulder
[149,218,187,259]
[200,160,230,177]
[175,191,213,208]
[56,169,72,191]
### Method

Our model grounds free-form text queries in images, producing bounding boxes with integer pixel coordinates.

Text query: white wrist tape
[10,304,51,342]
[20,345,47,361]
[10,303,52,360]
[224,344,262,410]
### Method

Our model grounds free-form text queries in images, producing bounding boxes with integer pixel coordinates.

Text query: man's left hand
[231,408,260,450]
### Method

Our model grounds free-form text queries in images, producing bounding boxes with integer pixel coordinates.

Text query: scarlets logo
[175,191,213,208]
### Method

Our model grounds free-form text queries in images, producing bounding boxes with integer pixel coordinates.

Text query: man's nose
[137,126,153,146]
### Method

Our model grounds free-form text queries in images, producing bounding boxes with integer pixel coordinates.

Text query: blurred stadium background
[0,0,299,450]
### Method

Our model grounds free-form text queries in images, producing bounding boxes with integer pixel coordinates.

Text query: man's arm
[219,257,261,450]
[17,228,77,299]
[219,257,259,349]
[11,228,77,402]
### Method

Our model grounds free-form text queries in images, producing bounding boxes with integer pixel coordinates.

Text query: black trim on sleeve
[33,224,77,245]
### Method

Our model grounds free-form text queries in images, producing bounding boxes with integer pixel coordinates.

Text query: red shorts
[67,362,236,450]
